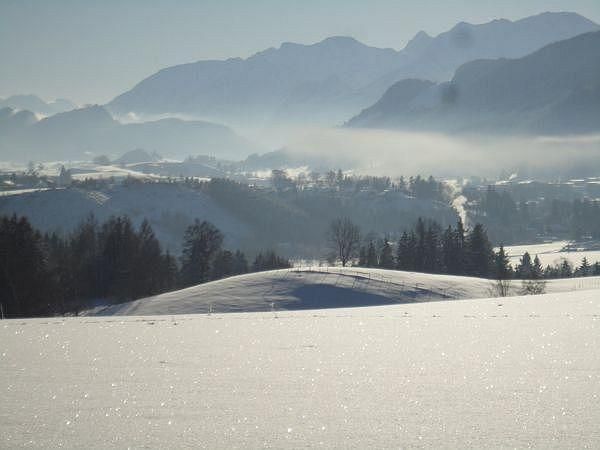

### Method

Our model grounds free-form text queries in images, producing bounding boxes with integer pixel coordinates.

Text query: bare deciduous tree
[328,217,361,267]
[490,279,511,297]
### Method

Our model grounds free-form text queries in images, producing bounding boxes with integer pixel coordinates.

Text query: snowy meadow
[2,289,599,448]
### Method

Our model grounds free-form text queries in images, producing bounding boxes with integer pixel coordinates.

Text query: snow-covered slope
[93,266,600,316]
[3,288,599,448]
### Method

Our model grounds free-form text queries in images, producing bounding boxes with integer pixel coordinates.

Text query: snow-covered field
[68,164,161,181]
[2,288,600,448]
[0,161,160,181]
[503,241,600,267]
[0,187,54,197]
[92,266,600,316]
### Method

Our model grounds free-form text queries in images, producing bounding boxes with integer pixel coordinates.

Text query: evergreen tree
[379,239,395,269]
[69,214,100,303]
[45,231,75,314]
[366,241,378,267]
[465,224,493,277]
[492,245,512,297]
[516,252,533,279]
[494,245,512,280]
[531,255,543,280]
[0,215,52,317]
[252,250,291,272]
[99,216,138,300]
[211,250,235,280]
[576,257,591,277]
[454,219,467,275]
[232,250,249,275]
[133,219,164,297]
[560,259,573,278]
[544,264,561,279]
[414,218,426,271]
[162,251,179,290]
[396,231,416,271]
[423,223,441,273]
[441,226,457,274]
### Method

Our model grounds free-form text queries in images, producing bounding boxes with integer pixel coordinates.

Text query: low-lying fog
[105,110,600,181]
[278,127,600,179]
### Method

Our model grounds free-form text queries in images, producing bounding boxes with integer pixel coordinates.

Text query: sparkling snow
[2,289,600,448]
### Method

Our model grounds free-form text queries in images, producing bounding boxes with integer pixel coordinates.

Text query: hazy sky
[1,0,599,104]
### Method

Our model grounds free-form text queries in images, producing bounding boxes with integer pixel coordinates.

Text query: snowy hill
[3,287,599,447]
[92,266,600,316]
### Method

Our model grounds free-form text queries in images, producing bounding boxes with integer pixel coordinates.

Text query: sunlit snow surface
[2,289,600,448]
[503,241,600,267]
[92,267,600,316]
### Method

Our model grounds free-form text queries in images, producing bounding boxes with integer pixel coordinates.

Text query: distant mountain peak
[532,10,594,19]
[348,30,600,134]
[404,30,433,53]
[0,106,38,123]
[0,94,76,117]
[108,11,600,128]
[38,104,116,129]
[319,36,362,46]
[413,30,431,40]
[276,36,374,53]
[517,11,599,26]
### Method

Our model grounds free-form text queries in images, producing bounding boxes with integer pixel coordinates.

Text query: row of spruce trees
[0,215,290,318]
[494,247,600,280]
[358,219,497,278]
[357,218,600,280]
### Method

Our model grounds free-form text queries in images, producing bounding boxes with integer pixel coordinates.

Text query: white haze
[98,110,600,180]
[280,127,600,179]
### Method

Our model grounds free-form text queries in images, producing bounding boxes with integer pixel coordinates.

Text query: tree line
[495,247,600,280]
[0,214,290,318]
[330,217,498,278]
[329,216,600,283]
[270,169,449,202]
[471,186,600,243]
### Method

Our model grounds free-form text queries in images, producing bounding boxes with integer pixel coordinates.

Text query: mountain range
[347,31,600,134]
[0,105,260,162]
[0,94,76,117]
[1,11,599,163]
[108,12,599,127]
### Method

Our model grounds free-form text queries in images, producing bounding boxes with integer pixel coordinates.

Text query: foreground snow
[2,289,600,448]
[92,266,600,316]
